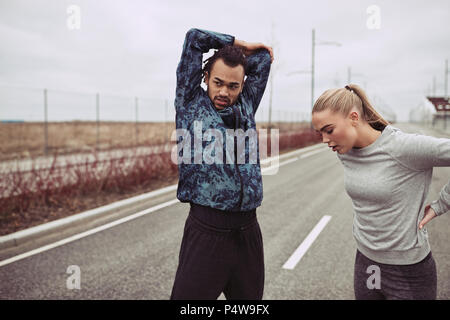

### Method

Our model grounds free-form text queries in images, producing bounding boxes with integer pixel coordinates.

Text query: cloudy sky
[0,0,449,122]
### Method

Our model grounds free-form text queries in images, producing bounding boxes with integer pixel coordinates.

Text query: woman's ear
[349,110,359,127]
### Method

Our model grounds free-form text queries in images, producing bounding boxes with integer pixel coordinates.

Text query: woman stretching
[311,84,450,300]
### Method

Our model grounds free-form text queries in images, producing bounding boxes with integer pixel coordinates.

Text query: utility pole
[96,92,100,151]
[432,76,436,96]
[165,98,169,142]
[311,28,315,129]
[44,88,48,155]
[347,66,351,84]
[288,29,341,129]
[268,21,278,133]
[135,97,139,146]
[268,71,273,132]
[445,59,449,130]
[445,59,448,99]
[347,66,365,86]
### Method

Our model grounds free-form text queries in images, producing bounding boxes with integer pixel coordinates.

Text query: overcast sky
[0,0,449,122]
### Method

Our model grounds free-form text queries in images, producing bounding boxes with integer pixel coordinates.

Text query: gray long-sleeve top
[337,125,450,265]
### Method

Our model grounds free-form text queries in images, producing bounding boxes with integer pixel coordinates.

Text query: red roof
[427,97,450,112]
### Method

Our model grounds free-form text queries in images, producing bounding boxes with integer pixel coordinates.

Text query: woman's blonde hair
[312,84,390,131]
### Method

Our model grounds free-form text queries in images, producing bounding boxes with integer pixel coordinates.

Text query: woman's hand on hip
[419,204,437,230]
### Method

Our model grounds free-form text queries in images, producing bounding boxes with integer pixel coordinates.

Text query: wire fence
[0,85,313,160]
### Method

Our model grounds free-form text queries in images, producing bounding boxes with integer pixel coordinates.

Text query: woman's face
[312,109,358,154]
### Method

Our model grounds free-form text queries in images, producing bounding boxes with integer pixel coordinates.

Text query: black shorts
[170,203,265,300]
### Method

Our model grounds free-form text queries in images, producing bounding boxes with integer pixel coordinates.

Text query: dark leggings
[354,250,437,300]
[170,203,264,300]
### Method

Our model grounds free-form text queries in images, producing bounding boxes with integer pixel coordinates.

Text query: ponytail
[313,83,390,131]
[345,84,389,131]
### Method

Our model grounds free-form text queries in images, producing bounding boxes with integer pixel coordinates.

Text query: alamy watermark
[67,5,81,30]
[66,265,81,290]
[366,5,381,30]
[366,265,381,289]
[171,121,280,174]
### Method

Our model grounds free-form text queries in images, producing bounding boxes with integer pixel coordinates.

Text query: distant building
[426,96,450,132]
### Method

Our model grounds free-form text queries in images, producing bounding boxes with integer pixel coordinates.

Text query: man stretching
[171,28,273,300]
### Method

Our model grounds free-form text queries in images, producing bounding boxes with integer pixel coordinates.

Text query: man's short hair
[202,45,247,80]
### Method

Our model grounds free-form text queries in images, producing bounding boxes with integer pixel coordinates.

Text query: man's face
[204,58,245,110]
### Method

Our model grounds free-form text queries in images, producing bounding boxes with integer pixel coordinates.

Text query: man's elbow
[258,49,272,71]
[256,49,272,65]
[185,28,201,41]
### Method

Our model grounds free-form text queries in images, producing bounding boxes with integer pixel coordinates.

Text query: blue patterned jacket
[175,28,271,212]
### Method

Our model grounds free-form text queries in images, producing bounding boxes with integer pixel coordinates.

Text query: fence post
[44,88,48,155]
[165,98,169,143]
[96,92,100,151]
[260,107,264,125]
[135,97,139,146]
[445,108,448,132]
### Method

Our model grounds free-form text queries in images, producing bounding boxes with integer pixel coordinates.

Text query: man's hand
[234,39,274,63]
[419,204,437,230]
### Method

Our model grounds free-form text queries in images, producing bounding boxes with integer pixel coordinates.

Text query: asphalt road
[0,122,449,299]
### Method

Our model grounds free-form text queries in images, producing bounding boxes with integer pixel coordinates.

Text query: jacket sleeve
[430,181,450,216]
[388,130,450,216]
[175,28,235,113]
[241,49,272,114]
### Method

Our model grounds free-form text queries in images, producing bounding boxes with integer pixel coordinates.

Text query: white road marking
[260,143,324,165]
[278,157,299,166]
[299,148,327,159]
[0,199,180,268]
[282,215,332,270]
[261,157,298,174]
[0,146,327,267]
[262,147,327,174]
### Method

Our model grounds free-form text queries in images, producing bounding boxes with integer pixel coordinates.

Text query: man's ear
[204,71,209,84]
[240,78,245,94]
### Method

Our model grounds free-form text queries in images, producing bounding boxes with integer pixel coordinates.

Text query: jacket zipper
[233,106,244,211]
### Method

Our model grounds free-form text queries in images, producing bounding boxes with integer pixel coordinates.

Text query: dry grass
[0,121,175,161]
[0,121,310,161]
[0,149,178,235]
[0,121,320,236]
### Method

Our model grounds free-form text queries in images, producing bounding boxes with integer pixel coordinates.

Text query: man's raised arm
[175,28,234,112]
[234,40,273,114]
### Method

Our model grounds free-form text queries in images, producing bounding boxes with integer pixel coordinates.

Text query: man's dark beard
[206,86,232,109]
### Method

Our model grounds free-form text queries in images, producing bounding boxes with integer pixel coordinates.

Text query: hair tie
[345,85,353,93]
